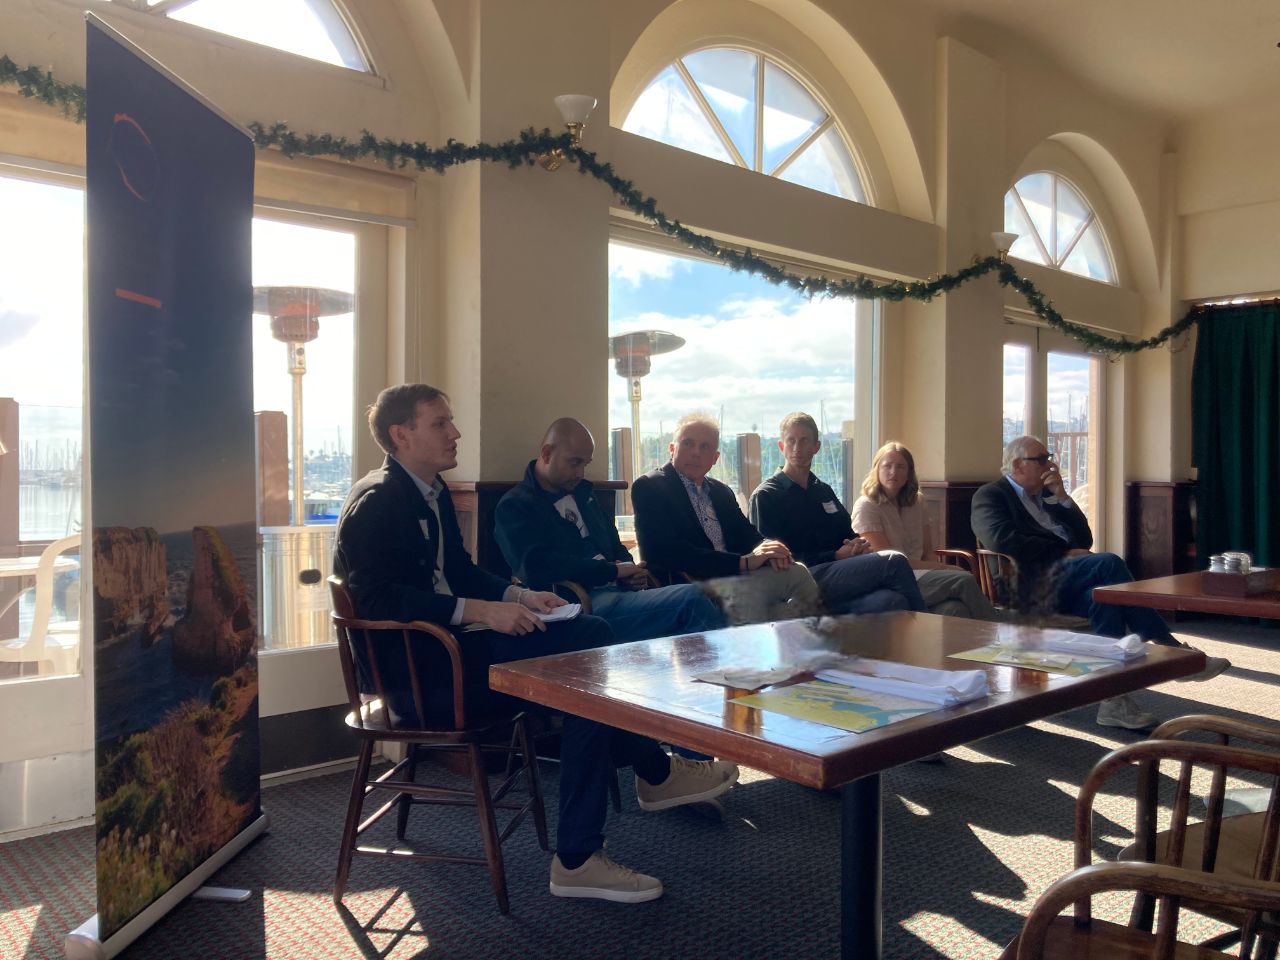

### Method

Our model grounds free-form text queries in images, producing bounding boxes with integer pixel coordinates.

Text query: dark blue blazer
[970,475,1093,570]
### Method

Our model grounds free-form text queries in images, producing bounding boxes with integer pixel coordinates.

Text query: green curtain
[1192,303,1280,567]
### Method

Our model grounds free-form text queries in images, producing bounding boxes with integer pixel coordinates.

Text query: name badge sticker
[822,501,839,514]
[705,505,717,520]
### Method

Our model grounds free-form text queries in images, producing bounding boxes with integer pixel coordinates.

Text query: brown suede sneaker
[549,849,663,903]
[635,754,739,811]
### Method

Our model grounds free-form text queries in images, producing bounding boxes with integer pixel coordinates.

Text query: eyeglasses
[1019,454,1054,465]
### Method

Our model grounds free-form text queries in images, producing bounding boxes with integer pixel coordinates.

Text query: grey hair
[674,410,720,445]
[1002,435,1044,476]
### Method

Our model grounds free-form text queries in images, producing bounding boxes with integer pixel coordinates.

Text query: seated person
[632,411,821,624]
[335,384,738,903]
[495,417,725,641]
[972,435,1229,730]
[852,440,1000,621]
[749,414,929,616]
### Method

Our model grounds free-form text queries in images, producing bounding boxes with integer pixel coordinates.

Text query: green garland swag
[3,58,1200,355]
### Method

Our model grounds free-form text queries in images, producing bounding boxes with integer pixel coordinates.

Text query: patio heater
[252,286,354,526]
[608,330,685,482]
[251,286,352,650]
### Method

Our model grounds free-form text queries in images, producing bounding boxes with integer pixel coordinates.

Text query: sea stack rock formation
[93,527,169,646]
[172,526,256,676]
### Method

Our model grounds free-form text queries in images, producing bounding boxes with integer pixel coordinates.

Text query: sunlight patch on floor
[901,911,1004,959]
[1027,718,1128,750]
[0,904,40,958]
[737,766,775,784]
[944,744,1015,765]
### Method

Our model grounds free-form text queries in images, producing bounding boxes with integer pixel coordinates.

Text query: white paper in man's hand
[535,603,581,623]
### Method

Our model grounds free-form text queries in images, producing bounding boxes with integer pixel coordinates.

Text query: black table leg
[842,773,882,960]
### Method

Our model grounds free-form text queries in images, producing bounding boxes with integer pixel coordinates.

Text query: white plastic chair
[0,535,81,676]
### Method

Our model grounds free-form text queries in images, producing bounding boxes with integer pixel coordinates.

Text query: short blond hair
[861,441,920,506]
[778,412,819,443]
[673,411,720,445]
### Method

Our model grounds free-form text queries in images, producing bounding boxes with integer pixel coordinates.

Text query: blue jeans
[809,552,928,615]
[1054,552,1176,644]
[379,615,664,858]
[586,583,726,641]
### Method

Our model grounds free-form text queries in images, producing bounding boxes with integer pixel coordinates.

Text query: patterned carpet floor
[2,616,1277,960]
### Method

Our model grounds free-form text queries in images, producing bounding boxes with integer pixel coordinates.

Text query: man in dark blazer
[631,411,820,624]
[495,417,723,641]
[972,435,1228,729]
[335,385,738,903]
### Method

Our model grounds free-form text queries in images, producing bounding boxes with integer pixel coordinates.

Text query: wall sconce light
[991,231,1018,262]
[539,94,597,171]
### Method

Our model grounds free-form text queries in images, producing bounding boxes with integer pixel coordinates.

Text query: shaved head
[542,417,593,449]
[535,418,595,494]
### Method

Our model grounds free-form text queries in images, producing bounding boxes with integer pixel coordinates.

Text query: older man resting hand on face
[971,435,1229,731]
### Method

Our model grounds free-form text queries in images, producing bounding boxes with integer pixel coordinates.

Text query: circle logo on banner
[110,113,159,201]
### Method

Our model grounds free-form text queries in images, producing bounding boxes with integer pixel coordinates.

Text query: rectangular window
[1046,351,1101,526]
[1,174,85,681]
[1002,343,1029,447]
[606,242,860,510]
[251,218,356,519]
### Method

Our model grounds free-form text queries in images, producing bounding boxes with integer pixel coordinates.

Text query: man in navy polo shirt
[749,411,926,615]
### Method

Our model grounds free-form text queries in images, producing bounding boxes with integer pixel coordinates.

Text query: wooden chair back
[328,576,469,732]
[976,548,1017,606]
[1074,738,1280,958]
[1015,860,1280,960]
[935,548,978,576]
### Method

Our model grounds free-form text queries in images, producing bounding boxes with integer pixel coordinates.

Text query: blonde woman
[852,442,1000,621]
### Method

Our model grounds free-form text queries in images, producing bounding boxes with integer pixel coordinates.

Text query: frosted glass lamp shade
[992,231,1019,254]
[554,95,597,125]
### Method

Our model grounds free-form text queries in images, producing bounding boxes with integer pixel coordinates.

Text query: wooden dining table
[1093,571,1280,619]
[490,611,1205,960]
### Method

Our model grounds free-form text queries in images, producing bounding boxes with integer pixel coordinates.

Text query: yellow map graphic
[949,644,1117,676]
[732,680,937,733]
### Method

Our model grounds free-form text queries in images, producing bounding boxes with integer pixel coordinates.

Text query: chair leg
[609,767,622,813]
[468,742,510,914]
[515,717,549,852]
[334,739,375,905]
[395,743,419,841]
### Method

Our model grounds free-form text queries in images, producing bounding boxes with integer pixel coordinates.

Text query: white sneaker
[1170,641,1231,682]
[549,848,663,903]
[1096,694,1159,730]
[635,754,739,811]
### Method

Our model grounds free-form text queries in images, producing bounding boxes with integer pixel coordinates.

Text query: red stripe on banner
[115,288,162,308]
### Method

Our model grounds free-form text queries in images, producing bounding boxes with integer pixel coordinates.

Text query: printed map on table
[949,644,1118,676]
[732,680,937,733]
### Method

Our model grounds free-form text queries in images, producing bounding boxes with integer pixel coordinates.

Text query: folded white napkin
[1043,631,1146,661]
[815,659,989,706]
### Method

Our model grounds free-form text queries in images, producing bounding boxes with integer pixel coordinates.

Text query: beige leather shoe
[1096,694,1159,730]
[549,849,663,903]
[635,754,739,811]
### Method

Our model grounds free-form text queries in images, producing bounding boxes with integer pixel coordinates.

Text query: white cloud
[608,244,685,286]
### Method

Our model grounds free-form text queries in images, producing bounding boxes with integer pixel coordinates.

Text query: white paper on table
[691,666,807,690]
[816,659,989,706]
[1042,631,1146,660]
[535,603,581,623]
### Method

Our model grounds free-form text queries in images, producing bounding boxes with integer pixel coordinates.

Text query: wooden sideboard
[447,480,630,579]
[1125,481,1196,581]
[918,481,986,552]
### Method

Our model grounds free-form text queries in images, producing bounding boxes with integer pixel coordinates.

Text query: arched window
[1004,173,1114,283]
[107,0,369,72]
[622,48,866,203]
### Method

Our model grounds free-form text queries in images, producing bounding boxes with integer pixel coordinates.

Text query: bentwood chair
[328,577,548,914]
[975,545,1092,630]
[1122,715,1280,954]
[1001,736,1280,959]
[0,534,81,676]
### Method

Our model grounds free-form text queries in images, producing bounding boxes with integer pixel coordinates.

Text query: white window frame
[1006,172,1116,284]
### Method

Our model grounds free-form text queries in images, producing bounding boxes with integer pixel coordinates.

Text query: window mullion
[1013,188,1052,265]
[674,59,748,169]
[755,54,765,172]
[768,116,832,178]
[1058,211,1093,264]
[1051,176,1059,264]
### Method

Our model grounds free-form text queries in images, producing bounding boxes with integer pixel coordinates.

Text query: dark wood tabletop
[490,612,1205,790]
[1094,571,1280,619]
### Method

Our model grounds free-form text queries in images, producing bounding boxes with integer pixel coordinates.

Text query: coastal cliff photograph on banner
[86,20,259,939]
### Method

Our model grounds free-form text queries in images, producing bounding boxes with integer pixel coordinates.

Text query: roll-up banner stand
[67,15,267,959]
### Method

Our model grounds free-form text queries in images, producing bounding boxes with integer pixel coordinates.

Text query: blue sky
[607,243,857,441]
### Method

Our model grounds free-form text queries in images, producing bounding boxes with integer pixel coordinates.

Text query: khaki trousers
[701,562,822,625]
